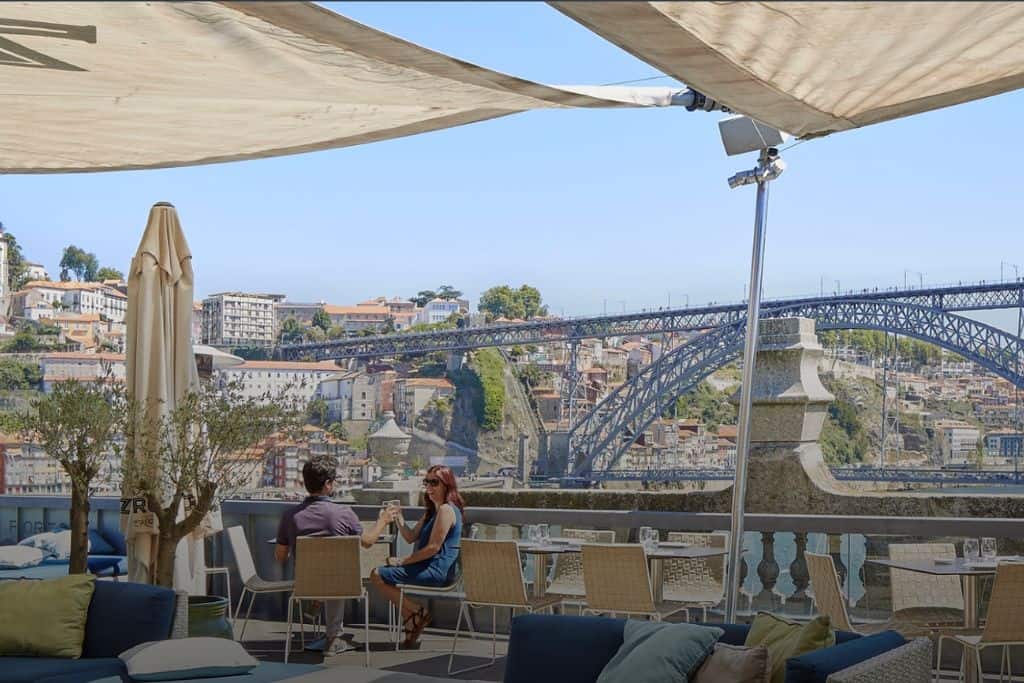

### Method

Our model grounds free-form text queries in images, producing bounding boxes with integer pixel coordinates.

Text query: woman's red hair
[423,465,465,520]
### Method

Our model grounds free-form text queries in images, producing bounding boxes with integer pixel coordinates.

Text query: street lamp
[1001,261,1021,282]
[904,269,923,289]
[617,300,627,314]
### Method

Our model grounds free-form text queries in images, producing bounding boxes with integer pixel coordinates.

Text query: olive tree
[123,382,302,587]
[13,379,120,574]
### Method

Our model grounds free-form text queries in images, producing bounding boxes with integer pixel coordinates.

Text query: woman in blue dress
[371,464,464,648]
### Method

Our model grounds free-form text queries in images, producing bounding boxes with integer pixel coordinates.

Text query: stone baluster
[789,532,810,603]
[754,531,781,610]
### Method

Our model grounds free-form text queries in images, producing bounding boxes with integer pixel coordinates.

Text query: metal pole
[724,147,777,624]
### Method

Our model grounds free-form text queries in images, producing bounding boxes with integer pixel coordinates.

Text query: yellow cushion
[744,612,835,683]
[0,574,96,658]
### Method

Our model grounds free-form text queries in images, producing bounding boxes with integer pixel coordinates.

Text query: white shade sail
[1,2,669,173]
[552,2,1024,138]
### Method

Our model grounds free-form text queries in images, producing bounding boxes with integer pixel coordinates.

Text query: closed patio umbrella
[124,202,205,593]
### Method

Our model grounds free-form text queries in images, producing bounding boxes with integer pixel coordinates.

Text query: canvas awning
[1,2,677,174]
[552,2,1024,138]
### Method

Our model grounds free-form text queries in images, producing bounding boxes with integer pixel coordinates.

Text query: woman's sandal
[401,607,432,649]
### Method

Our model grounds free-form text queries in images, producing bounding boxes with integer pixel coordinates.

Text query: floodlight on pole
[722,141,786,625]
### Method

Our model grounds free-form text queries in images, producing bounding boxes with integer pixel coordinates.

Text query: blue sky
[2,2,1022,331]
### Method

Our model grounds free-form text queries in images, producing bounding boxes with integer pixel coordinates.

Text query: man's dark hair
[302,455,338,494]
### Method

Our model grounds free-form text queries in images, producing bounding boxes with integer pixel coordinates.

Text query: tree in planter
[122,382,302,587]
[9,379,120,574]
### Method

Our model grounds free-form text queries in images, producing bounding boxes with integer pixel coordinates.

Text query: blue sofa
[0,580,184,683]
[504,614,929,683]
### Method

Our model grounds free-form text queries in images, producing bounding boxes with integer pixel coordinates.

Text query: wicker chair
[935,562,1024,683]
[545,528,615,611]
[581,543,688,621]
[661,532,727,621]
[449,539,562,676]
[889,543,964,630]
[227,525,294,642]
[285,536,369,666]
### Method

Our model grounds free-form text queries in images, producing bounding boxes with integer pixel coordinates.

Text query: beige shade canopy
[551,2,1024,138]
[2,2,677,174]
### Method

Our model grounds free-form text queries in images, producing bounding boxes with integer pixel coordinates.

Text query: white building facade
[218,359,340,405]
[202,292,283,349]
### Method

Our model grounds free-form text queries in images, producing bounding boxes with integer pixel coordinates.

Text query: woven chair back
[890,543,964,613]
[360,542,390,581]
[294,536,363,599]
[461,539,528,607]
[582,543,655,614]
[227,526,257,585]
[981,562,1024,643]
[548,529,615,595]
[805,552,853,632]
[661,532,727,605]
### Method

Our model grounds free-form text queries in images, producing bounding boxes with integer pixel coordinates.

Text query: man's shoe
[304,636,327,652]
[324,638,357,657]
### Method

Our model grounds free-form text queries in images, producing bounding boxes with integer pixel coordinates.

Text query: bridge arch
[571,300,1023,476]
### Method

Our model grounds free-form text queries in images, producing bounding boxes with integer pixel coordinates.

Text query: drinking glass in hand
[981,537,997,560]
[963,538,981,561]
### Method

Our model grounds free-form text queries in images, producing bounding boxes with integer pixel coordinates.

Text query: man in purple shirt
[276,454,392,656]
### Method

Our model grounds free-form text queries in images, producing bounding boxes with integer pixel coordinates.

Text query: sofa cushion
[693,643,770,683]
[504,614,625,683]
[0,546,45,569]
[786,630,906,683]
[18,530,73,560]
[120,638,258,681]
[0,574,96,658]
[0,656,124,683]
[82,581,176,659]
[745,613,835,683]
[100,528,127,557]
[88,529,117,556]
[598,621,722,683]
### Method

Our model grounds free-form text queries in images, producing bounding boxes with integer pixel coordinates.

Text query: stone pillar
[737,317,835,444]
[518,432,529,482]
[732,318,836,513]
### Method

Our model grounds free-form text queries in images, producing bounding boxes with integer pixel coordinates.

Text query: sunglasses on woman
[422,478,441,487]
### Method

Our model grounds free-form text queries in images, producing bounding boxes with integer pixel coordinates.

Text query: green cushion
[744,612,834,683]
[597,620,723,683]
[0,574,96,658]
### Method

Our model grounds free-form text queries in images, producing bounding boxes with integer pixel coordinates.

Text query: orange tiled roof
[41,352,125,362]
[403,378,455,389]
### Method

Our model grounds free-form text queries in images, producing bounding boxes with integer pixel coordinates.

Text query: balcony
[2,494,1023,679]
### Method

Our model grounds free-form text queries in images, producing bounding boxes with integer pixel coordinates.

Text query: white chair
[286,536,370,666]
[226,526,294,642]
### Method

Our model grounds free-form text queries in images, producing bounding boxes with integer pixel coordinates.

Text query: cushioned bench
[503,614,932,683]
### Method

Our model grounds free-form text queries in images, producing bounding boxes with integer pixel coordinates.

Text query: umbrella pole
[724,147,785,624]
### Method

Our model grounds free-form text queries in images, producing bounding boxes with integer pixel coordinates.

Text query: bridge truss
[279,281,1024,361]
[570,300,1024,477]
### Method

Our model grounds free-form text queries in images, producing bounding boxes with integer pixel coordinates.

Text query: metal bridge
[279,281,1024,361]
[589,466,1024,485]
[570,299,1024,477]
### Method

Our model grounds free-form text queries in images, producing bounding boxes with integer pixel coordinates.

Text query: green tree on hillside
[95,266,124,281]
[478,284,548,321]
[59,245,100,282]
[1,227,31,292]
[437,285,462,300]
[311,308,331,332]
[409,290,436,307]
[278,317,305,344]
